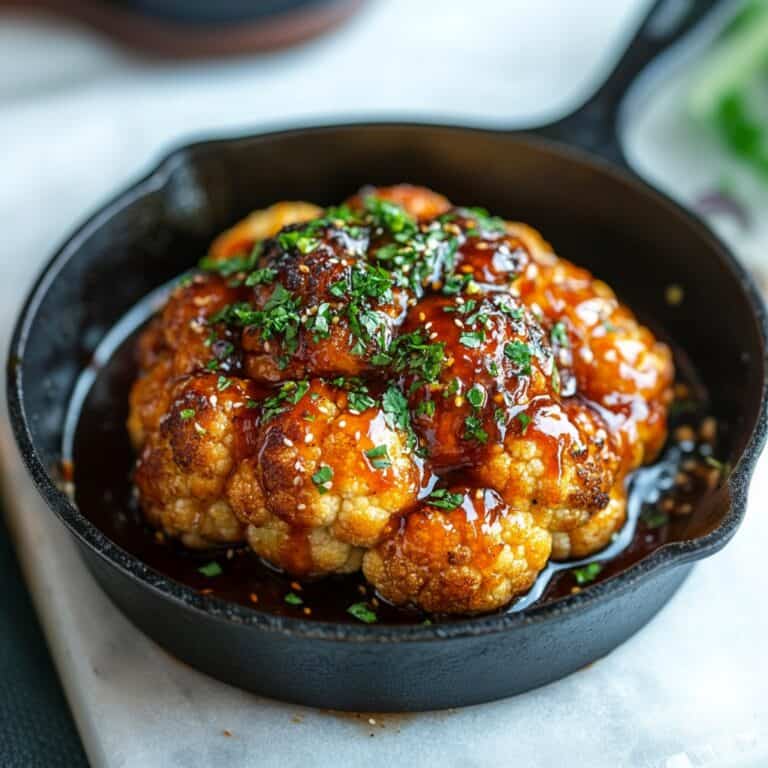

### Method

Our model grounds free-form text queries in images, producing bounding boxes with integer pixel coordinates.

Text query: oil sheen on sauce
[65,286,730,625]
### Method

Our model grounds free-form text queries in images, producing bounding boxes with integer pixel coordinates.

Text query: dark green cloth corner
[0,509,88,767]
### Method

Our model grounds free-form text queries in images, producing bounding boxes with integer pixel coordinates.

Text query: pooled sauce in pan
[65,284,729,625]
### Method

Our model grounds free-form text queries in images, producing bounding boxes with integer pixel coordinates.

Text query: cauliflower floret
[363,486,551,613]
[550,484,627,560]
[472,397,622,532]
[241,228,408,383]
[133,373,258,548]
[226,379,422,575]
[401,292,557,469]
[127,356,173,449]
[139,274,246,379]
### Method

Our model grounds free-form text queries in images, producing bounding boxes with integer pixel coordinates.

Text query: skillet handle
[532,0,729,164]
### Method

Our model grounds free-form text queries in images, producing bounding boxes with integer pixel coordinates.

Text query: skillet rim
[7,120,768,643]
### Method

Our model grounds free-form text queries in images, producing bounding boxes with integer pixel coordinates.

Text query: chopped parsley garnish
[460,206,506,235]
[466,385,486,409]
[572,562,602,585]
[459,330,485,349]
[217,375,232,392]
[245,267,277,286]
[551,364,561,395]
[364,196,417,237]
[193,423,207,436]
[504,341,532,375]
[347,388,377,413]
[180,408,195,421]
[261,380,310,421]
[277,229,320,254]
[641,508,669,530]
[311,465,333,493]
[517,412,531,434]
[382,331,444,384]
[427,489,464,510]
[198,248,259,277]
[463,414,488,444]
[347,602,377,624]
[364,444,391,470]
[417,399,436,418]
[246,399,259,409]
[284,592,304,606]
[551,321,569,347]
[198,561,222,577]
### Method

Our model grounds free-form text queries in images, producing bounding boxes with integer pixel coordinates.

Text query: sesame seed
[283,437,294,447]
[454,318,464,328]
[429,332,438,340]
[298,264,310,273]
[454,396,464,407]
[297,502,306,510]
[418,312,426,322]
[304,433,314,444]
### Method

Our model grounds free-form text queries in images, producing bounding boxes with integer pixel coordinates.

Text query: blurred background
[1,0,767,765]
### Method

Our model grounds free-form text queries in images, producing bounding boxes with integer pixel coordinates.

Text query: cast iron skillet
[7,0,768,711]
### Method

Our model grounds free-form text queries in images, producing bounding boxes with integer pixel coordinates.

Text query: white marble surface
[2,1,768,766]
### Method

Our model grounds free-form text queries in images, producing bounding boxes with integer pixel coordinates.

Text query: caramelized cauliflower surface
[363,487,551,613]
[128,185,674,614]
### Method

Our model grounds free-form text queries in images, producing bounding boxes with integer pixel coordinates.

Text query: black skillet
[7,0,768,711]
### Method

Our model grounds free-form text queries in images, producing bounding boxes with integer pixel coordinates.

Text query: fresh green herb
[306,302,332,340]
[463,414,489,444]
[572,562,602,585]
[205,359,219,371]
[494,407,505,424]
[364,444,392,470]
[384,331,445,384]
[347,602,377,624]
[198,249,259,277]
[364,196,418,237]
[442,272,474,296]
[194,423,207,436]
[245,267,278,286]
[466,385,486,409]
[284,592,304,606]
[496,299,524,320]
[517,412,531,434]
[277,229,320,254]
[198,561,222,577]
[444,378,461,398]
[641,508,669,530]
[312,465,333,493]
[246,399,259,409]
[347,389,377,414]
[551,322,569,347]
[459,330,485,349]
[217,375,232,392]
[261,380,310,421]
[427,488,464,510]
[417,399,436,418]
[551,364,561,395]
[180,408,195,421]
[504,341,532,375]
[460,206,506,235]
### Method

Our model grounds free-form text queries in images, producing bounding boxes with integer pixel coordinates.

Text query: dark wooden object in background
[0,0,363,58]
